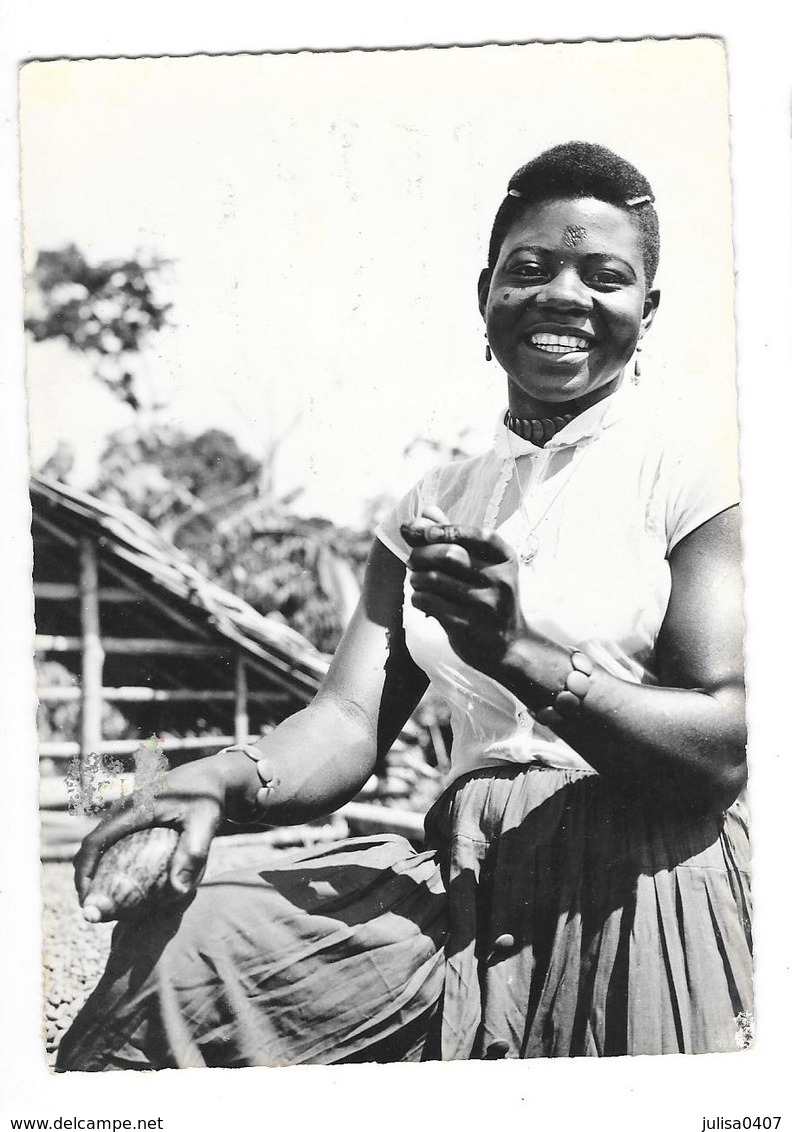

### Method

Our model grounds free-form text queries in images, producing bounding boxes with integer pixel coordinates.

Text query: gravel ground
[41,860,115,1067]
[40,836,298,1069]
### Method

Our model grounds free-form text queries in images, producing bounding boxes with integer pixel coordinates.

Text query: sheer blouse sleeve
[663,425,741,553]
[374,467,440,564]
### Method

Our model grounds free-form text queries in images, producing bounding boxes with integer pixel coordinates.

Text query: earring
[632,342,642,384]
[485,335,492,362]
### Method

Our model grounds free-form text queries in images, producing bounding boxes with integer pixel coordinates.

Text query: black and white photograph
[1,9,790,1130]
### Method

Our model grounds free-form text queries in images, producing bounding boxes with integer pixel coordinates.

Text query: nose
[535,264,591,311]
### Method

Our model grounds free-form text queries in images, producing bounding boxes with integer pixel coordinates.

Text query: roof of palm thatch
[31,474,329,732]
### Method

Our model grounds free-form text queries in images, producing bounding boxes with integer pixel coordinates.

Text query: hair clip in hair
[624,194,653,208]
[507,188,523,198]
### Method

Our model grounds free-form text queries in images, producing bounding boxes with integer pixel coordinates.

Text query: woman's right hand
[74,748,259,920]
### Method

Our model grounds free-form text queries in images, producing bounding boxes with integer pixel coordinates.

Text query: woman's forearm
[497,637,747,811]
[221,697,380,827]
[217,540,429,828]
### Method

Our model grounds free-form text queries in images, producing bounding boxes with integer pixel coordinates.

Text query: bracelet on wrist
[535,650,593,727]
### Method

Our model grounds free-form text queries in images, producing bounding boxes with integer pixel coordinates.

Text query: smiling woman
[57,141,751,1069]
[481,144,660,418]
[483,196,658,412]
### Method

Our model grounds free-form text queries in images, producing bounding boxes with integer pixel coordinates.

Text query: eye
[587,268,629,289]
[508,261,549,283]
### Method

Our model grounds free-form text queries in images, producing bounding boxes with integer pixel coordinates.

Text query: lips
[526,331,593,354]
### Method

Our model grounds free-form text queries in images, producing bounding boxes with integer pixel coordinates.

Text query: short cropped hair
[487,141,660,287]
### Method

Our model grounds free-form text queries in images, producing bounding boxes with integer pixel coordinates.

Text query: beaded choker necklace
[504,410,576,446]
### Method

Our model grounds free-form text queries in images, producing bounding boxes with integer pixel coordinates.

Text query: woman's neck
[507,373,623,421]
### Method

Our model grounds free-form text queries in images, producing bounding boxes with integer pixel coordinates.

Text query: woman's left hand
[402,521,529,677]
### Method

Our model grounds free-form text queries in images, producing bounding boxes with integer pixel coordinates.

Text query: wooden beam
[35,582,80,600]
[34,582,140,603]
[35,635,231,657]
[36,635,84,652]
[214,820,351,851]
[32,513,78,547]
[40,808,351,851]
[31,512,321,700]
[37,686,284,704]
[79,539,104,807]
[338,801,426,842]
[98,559,216,642]
[39,773,135,812]
[234,653,249,744]
[39,734,237,760]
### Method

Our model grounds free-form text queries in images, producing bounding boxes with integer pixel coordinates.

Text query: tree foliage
[91,424,262,535]
[207,510,369,652]
[25,244,171,410]
[90,423,369,653]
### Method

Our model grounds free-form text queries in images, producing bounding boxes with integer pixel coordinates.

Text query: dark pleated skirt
[56,765,753,1069]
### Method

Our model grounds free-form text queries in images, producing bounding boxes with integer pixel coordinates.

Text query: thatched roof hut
[33,475,430,848]
[32,474,329,792]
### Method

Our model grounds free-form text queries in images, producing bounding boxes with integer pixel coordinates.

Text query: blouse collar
[492,380,635,459]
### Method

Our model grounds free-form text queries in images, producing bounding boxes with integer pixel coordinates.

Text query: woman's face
[479,197,660,415]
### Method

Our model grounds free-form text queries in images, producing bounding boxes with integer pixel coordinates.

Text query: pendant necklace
[505,425,600,566]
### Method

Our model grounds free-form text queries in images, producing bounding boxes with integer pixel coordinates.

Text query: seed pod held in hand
[83,826,181,922]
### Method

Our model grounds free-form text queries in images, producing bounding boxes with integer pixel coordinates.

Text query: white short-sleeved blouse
[376,382,740,782]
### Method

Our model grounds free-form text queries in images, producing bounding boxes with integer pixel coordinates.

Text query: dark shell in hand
[86,826,181,919]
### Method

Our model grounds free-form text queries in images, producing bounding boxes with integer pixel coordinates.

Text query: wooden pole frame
[35,635,231,657]
[79,538,104,807]
[34,582,139,603]
[234,653,249,744]
[40,734,238,760]
[36,685,284,704]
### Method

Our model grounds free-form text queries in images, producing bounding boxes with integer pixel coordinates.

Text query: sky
[20,41,737,525]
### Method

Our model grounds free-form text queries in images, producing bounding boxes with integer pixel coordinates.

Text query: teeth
[530,332,590,353]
